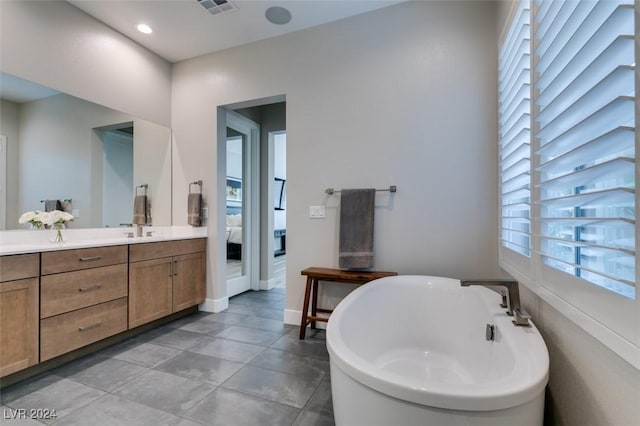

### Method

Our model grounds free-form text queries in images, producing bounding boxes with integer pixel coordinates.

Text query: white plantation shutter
[499,0,531,257]
[534,0,635,299]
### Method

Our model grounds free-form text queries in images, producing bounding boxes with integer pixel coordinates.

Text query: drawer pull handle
[79,256,102,262]
[78,322,102,332]
[174,260,178,277]
[78,284,103,292]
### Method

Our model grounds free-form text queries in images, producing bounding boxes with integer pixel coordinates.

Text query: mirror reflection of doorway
[225,129,244,282]
[225,110,260,298]
[101,125,133,228]
[272,131,286,288]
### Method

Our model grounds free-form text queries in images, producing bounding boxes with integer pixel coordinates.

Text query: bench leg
[299,276,313,339]
[311,278,319,330]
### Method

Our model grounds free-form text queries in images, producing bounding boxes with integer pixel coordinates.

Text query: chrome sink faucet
[136,224,144,237]
[460,279,531,326]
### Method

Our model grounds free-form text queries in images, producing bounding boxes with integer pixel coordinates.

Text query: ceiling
[67,0,404,63]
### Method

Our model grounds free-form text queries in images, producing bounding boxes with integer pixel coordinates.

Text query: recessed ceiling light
[265,6,291,25]
[137,24,153,34]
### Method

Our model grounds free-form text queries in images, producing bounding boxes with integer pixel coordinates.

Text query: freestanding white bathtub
[326,275,549,426]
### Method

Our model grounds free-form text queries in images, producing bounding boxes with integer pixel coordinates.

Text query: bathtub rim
[326,275,550,412]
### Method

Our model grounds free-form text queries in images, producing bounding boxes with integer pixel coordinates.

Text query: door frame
[0,135,7,230]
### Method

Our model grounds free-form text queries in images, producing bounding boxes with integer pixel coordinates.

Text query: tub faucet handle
[513,308,531,327]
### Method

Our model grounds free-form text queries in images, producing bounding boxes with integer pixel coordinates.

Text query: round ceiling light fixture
[137,23,153,34]
[265,6,292,25]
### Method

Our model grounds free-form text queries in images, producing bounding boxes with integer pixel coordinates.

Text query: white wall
[13,93,172,228]
[172,1,499,313]
[133,120,172,226]
[0,1,170,127]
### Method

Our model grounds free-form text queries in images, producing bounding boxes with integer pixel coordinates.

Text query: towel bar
[325,185,397,195]
[40,198,72,203]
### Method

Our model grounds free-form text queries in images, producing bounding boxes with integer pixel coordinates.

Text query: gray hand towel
[339,188,375,270]
[188,193,202,226]
[44,199,62,212]
[133,195,150,225]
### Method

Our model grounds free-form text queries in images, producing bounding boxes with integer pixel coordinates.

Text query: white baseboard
[259,277,276,291]
[283,308,328,330]
[199,297,228,313]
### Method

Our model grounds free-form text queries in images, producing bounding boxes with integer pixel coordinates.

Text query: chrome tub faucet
[460,279,531,326]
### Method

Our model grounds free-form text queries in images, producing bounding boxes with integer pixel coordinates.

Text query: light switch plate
[309,205,326,219]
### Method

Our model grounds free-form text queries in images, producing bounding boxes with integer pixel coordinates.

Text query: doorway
[218,98,286,303]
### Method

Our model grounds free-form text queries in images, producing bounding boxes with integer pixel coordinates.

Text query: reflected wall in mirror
[0,72,172,229]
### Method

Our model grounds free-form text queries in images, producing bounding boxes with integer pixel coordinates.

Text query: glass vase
[51,224,65,244]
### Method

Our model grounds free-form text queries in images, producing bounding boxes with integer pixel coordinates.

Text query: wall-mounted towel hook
[325,185,397,195]
[189,180,203,193]
[136,184,148,196]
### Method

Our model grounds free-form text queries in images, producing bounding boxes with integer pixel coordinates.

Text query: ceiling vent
[197,0,235,16]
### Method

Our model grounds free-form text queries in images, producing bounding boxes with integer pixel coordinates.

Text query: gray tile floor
[0,288,334,426]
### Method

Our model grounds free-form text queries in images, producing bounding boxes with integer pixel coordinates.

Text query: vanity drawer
[0,253,39,282]
[40,297,128,361]
[42,245,127,275]
[129,238,206,262]
[41,264,128,318]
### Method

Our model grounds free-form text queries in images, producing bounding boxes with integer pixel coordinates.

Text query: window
[534,0,635,300]
[499,0,532,257]
[499,0,637,363]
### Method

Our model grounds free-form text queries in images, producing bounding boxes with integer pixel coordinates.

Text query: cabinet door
[129,258,173,328]
[172,252,206,312]
[0,278,39,377]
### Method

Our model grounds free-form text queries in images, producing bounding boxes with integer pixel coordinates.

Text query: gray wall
[0,100,19,229]
[171,0,500,315]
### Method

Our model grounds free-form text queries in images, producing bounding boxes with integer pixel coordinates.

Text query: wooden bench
[299,267,397,339]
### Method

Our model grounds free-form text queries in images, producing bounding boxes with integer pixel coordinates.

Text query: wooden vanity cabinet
[129,239,206,328]
[40,246,128,361]
[0,254,40,377]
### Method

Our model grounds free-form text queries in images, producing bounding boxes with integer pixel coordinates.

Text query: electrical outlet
[202,207,209,219]
[309,205,325,219]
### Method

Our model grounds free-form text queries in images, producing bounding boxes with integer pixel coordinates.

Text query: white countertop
[0,226,208,256]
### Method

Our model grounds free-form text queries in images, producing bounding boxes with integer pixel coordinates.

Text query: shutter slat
[537,65,634,128]
[538,97,634,148]
[537,157,634,192]
[536,127,634,172]
[537,36,634,109]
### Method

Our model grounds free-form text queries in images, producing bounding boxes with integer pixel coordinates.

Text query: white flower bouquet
[19,210,74,243]
[44,210,74,229]
[18,210,47,229]
[44,210,74,243]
